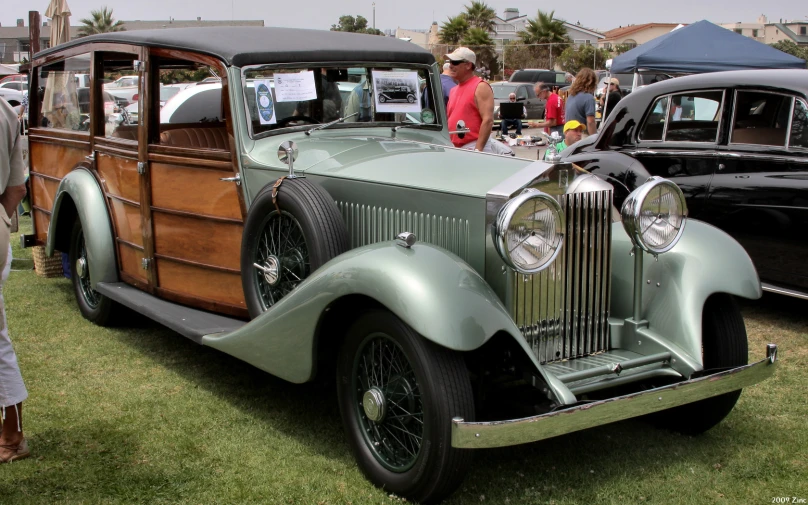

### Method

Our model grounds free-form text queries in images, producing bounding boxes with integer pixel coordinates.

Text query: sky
[5,0,807,34]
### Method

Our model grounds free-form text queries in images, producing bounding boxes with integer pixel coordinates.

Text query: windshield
[492,85,518,100]
[242,64,439,137]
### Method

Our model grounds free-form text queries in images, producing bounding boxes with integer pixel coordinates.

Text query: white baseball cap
[445,47,476,65]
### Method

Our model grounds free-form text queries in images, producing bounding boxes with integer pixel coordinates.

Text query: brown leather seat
[160,127,229,150]
[111,126,138,141]
[731,127,786,146]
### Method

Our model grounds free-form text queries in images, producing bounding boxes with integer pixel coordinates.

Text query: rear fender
[46,168,118,288]
[202,241,576,404]
[610,219,761,365]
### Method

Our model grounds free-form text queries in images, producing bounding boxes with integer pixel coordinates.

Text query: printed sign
[254,80,276,125]
[274,71,317,103]
[372,70,421,113]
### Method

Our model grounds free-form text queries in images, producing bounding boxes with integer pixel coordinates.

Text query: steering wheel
[276,115,320,128]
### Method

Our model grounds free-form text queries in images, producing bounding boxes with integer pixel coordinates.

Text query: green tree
[557,44,611,74]
[439,15,469,45]
[461,28,498,78]
[77,7,125,37]
[330,15,383,35]
[518,9,571,68]
[610,43,634,56]
[769,40,808,66]
[461,1,496,32]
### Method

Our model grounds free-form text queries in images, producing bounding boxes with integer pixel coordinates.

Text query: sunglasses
[448,59,466,66]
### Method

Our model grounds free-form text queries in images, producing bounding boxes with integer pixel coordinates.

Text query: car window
[664,91,723,143]
[38,54,92,132]
[791,99,808,149]
[492,85,517,100]
[516,86,528,101]
[731,91,791,147]
[639,96,669,141]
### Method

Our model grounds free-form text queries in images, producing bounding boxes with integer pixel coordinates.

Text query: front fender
[610,219,761,364]
[46,168,118,288]
[202,241,573,402]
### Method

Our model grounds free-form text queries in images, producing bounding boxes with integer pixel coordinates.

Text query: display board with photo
[372,70,421,113]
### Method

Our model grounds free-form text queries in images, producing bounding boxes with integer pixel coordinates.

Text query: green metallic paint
[46,168,118,289]
[609,219,761,366]
[201,240,576,404]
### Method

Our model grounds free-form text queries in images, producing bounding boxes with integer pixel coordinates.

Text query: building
[491,9,604,48]
[765,19,808,46]
[720,15,767,43]
[0,18,264,64]
[598,23,683,50]
[395,24,439,48]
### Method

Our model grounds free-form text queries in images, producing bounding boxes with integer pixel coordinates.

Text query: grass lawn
[1,216,806,504]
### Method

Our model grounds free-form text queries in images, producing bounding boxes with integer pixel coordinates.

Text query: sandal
[0,438,30,463]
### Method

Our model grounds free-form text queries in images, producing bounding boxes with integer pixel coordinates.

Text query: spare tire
[241,177,349,318]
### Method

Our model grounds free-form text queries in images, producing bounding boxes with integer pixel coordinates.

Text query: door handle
[220,174,241,186]
[718,163,725,170]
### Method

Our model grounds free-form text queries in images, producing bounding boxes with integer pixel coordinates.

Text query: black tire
[407,95,415,104]
[379,95,387,103]
[649,293,748,435]
[241,178,348,318]
[69,218,121,325]
[337,310,475,504]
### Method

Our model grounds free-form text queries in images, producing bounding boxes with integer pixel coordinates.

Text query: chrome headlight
[493,189,564,274]
[621,176,688,254]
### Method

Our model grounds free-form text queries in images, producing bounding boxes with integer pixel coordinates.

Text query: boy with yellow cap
[543,120,584,161]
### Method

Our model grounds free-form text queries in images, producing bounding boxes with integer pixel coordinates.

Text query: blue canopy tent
[611,20,806,74]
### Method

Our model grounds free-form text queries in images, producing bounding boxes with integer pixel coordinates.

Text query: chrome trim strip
[761,282,808,301]
[487,161,555,199]
[451,345,778,449]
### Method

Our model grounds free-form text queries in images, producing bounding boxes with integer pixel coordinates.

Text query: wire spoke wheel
[353,332,424,472]
[252,210,310,311]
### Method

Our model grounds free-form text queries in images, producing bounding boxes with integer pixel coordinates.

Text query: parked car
[0,88,25,113]
[0,81,28,93]
[26,27,778,504]
[490,82,545,124]
[0,73,27,84]
[378,85,416,103]
[563,69,808,299]
[509,68,568,87]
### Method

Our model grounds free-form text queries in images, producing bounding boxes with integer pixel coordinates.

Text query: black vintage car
[562,69,808,299]
[378,85,415,103]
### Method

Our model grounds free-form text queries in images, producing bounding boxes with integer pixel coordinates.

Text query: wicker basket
[32,246,64,278]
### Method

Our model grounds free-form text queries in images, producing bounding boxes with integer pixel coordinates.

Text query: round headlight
[494,189,565,274]
[621,176,688,254]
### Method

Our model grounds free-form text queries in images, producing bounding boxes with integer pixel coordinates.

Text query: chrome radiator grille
[511,190,612,364]
[337,202,470,261]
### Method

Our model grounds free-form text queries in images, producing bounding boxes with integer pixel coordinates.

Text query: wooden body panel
[109,199,143,247]
[97,153,141,202]
[156,260,246,313]
[28,139,90,243]
[150,162,242,220]
[118,244,147,283]
[152,213,241,271]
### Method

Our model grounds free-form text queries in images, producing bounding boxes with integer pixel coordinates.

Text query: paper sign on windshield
[254,79,276,125]
[275,71,317,102]
[372,70,421,113]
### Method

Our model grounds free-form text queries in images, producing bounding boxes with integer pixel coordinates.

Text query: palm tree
[439,16,469,45]
[77,7,125,37]
[461,28,498,77]
[518,10,570,68]
[462,1,496,32]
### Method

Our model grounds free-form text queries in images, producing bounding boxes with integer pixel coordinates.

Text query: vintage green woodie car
[26,27,777,503]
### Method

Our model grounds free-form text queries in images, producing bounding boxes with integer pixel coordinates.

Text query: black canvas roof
[35,27,435,67]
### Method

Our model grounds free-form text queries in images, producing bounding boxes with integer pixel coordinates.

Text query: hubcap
[75,257,88,279]
[256,255,280,285]
[362,387,386,422]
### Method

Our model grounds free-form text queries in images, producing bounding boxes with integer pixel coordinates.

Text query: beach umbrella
[45,0,72,47]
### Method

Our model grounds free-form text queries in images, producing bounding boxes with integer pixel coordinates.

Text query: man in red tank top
[445,47,495,152]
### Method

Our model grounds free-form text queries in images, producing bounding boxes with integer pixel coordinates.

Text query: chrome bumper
[452,344,778,449]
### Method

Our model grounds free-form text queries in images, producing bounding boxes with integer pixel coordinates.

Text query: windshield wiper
[305,112,359,136]
[391,123,432,138]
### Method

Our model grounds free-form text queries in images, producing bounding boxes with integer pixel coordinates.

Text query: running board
[762,282,808,301]
[96,282,247,344]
